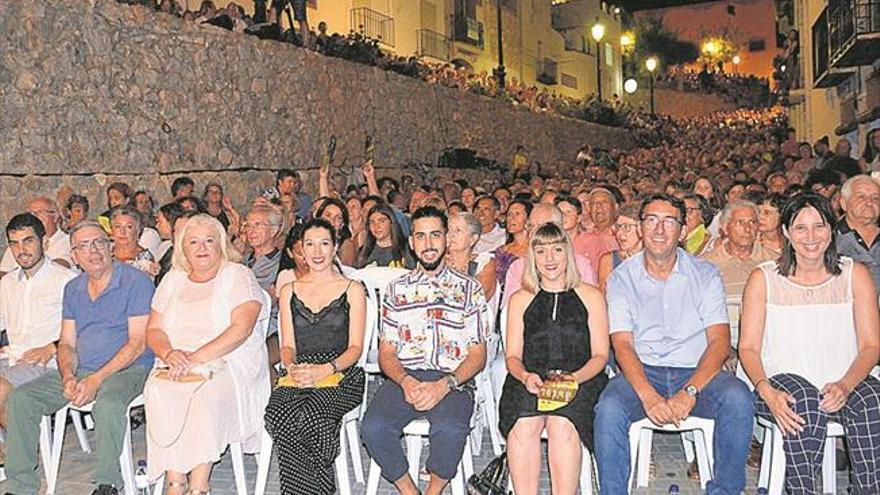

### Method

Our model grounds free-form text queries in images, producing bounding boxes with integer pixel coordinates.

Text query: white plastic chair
[42,394,145,495]
[725,295,742,348]
[628,417,715,490]
[254,296,378,495]
[754,365,880,494]
[756,415,843,494]
[471,282,504,456]
[365,418,475,495]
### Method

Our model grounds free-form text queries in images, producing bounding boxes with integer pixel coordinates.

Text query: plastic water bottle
[134,459,149,494]
[668,484,680,495]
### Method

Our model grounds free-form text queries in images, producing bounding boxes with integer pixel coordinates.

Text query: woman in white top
[740,192,880,495]
[144,214,270,495]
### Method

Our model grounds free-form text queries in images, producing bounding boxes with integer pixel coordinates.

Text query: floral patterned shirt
[380,265,490,373]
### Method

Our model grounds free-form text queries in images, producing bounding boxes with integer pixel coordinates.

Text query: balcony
[350,7,395,47]
[453,17,484,49]
[536,58,558,85]
[417,29,452,61]
[828,0,880,67]
[812,8,857,88]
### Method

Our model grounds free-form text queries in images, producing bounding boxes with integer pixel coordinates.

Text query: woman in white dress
[739,193,880,495]
[144,214,270,494]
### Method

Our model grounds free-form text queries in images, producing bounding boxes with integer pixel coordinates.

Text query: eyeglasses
[612,222,638,233]
[641,215,681,230]
[72,238,111,252]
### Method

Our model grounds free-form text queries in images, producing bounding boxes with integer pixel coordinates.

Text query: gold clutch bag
[277,372,344,389]
[537,372,578,412]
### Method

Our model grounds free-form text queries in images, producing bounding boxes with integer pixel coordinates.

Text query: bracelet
[753,378,769,391]
[330,359,338,374]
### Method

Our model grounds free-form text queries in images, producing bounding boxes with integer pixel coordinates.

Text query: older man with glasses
[3,221,155,495]
[0,197,72,277]
[594,193,754,495]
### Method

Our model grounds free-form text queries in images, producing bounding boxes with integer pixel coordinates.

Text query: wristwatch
[445,374,462,391]
[684,384,700,398]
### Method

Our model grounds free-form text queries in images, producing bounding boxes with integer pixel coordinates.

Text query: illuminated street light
[620,32,634,48]
[645,56,658,115]
[592,20,605,101]
[624,78,638,94]
[702,40,720,55]
[732,55,741,65]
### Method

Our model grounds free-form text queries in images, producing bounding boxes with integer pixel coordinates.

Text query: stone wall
[0,0,631,247]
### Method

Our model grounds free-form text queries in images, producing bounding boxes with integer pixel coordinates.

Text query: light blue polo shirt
[606,248,729,368]
[62,261,155,371]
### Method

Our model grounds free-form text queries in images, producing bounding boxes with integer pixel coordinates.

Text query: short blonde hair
[521,223,581,294]
[171,214,239,272]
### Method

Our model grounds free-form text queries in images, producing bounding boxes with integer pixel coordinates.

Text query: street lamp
[732,54,741,73]
[624,78,638,94]
[645,56,658,115]
[591,20,605,101]
[494,1,506,90]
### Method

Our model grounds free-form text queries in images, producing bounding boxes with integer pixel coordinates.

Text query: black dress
[263,284,366,495]
[498,289,608,450]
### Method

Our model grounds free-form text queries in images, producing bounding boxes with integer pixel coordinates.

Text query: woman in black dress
[499,223,610,495]
[264,218,366,495]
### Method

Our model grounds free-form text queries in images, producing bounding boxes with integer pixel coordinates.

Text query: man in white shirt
[0,197,72,276]
[472,195,506,254]
[0,213,76,430]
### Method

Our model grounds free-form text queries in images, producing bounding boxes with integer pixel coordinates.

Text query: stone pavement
[1,415,853,495]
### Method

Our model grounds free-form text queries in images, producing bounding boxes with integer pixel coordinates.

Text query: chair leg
[758,426,772,489]
[821,435,836,494]
[693,429,712,490]
[229,442,248,495]
[365,458,382,495]
[580,447,593,495]
[335,433,352,495]
[462,438,474,480]
[39,416,54,491]
[681,431,696,463]
[768,426,786,495]
[120,416,135,495]
[636,428,653,488]
[254,430,273,495]
[345,418,365,484]
[47,407,69,494]
[404,435,422,486]
[71,409,92,453]
[627,425,640,491]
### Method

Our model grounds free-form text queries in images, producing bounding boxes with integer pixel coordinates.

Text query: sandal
[166,481,186,495]
[187,489,211,495]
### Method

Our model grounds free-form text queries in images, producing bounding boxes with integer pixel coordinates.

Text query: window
[748,39,766,52]
[605,43,614,66]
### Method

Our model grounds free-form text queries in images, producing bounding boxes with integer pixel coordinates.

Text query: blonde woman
[144,214,269,495]
[499,223,610,495]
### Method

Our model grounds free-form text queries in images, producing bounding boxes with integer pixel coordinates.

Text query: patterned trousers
[755,373,880,495]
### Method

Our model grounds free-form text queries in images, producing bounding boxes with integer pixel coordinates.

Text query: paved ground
[1,390,852,495]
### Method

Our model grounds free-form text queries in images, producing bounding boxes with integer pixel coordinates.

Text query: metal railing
[829,0,880,58]
[453,16,484,48]
[417,29,451,61]
[350,7,395,47]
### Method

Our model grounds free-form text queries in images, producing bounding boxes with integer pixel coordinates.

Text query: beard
[417,248,446,271]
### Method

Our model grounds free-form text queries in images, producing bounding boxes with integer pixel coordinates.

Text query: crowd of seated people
[654,65,772,108]
[0,104,879,495]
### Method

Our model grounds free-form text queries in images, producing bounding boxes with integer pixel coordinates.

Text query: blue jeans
[593,366,754,495]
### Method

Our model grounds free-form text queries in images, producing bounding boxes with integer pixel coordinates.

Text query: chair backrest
[499,304,510,352]
[359,296,378,367]
[348,266,410,304]
[486,282,502,335]
[256,289,272,340]
[726,295,742,348]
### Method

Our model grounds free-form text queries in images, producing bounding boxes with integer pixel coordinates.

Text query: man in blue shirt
[4,221,155,495]
[594,193,754,495]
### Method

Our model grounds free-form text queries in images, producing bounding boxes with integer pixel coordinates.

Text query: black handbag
[467,452,511,495]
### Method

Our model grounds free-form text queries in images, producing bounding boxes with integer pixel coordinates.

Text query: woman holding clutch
[499,223,610,495]
[264,218,366,495]
[144,214,270,494]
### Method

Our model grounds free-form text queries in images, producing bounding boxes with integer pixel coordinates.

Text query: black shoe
[91,485,119,495]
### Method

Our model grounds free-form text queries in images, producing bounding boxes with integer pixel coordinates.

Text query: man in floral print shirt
[362,206,490,495]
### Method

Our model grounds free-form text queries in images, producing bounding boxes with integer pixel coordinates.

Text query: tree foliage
[623,14,699,75]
